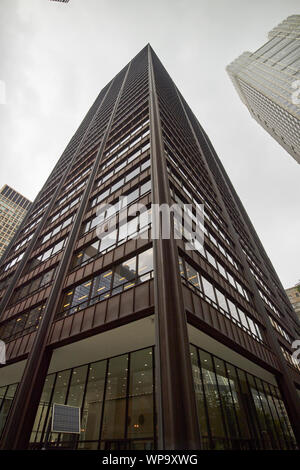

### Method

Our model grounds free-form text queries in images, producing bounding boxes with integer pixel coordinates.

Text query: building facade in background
[0,45,300,451]
[0,185,31,261]
[227,15,300,164]
[286,282,300,322]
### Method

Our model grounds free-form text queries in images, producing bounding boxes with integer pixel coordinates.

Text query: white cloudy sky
[0,0,299,289]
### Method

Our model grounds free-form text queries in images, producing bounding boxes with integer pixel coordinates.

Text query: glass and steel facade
[227,15,300,164]
[1,344,296,450]
[0,185,31,260]
[0,45,299,450]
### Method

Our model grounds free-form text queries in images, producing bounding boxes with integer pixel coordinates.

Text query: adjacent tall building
[227,15,300,164]
[286,282,300,322]
[0,185,31,261]
[0,45,300,451]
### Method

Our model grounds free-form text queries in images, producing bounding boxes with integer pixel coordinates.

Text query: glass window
[71,280,92,311]
[227,273,235,287]
[91,270,112,301]
[97,189,109,203]
[185,262,200,289]
[48,370,71,443]
[40,269,54,287]
[61,217,72,230]
[141,159,151,172]
[111,178,124,193]
[237,308,249,330]
[80,361,106,442]
[247,317,258,338]
[115,161,126,173]
[127,217,139,239]
[26,306,42,331]
[83,240,99,263]
[41,248,52,262]
[113,256,137,293]
[102,170,113,183]
[125,188,139,207]
[198,350,227,448]
[101,355,128,440]
[236,282,244,297]
[125,166,140,183]
[217,262,226,278]
[227,299,240,322]
[214,357,240,441]
[0,384,18,436]
[127,348,154,439]
[139,208,151,229]
[201,277,216,303]
[30,374,55,443]
[13,314,28,337]
[67,366,88,408]
[52,239,65,256]
[138,248,153,281]
[99,230,117,253]
[206,251,217,269]
[190,346,209,440]
[140,180,151,195]
[215,289,229,314]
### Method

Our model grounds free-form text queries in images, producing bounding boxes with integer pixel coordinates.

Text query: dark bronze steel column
[148,45,201,450]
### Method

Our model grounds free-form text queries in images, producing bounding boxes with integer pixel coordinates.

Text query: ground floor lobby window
[1,342,297,450]
[190,344,296,450]
[29,346,155,450]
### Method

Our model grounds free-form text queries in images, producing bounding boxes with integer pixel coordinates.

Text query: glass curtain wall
[29,347,155,450]
[190,344,297,450]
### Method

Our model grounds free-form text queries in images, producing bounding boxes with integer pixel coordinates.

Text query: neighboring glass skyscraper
[286,282,300,322]
[227,15,300,164]
[0,45,300,451]
[0,185,31,261]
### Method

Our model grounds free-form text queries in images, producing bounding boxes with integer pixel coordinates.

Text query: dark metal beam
[148,45,201,450]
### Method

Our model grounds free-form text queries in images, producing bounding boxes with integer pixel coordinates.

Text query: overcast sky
[0,0,299,289]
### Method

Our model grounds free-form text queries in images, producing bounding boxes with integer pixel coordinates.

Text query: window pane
[215,289,229,313]
[72,280,92,310]
[113,256,137,292]
[126,188,139,206]
[81,361,106,442]
[227,299,240,322]
[91,270,112,300]
[185,262,200,289]
[0,384,18,436]
[206,251,217,268]
[140,180,151,195]
[138,248,153,279]
[237,308,249,329]
[99,230,117,253]
[31,374,55,443]
[127,348,154,439]
[52,239,65,255]
[198,350,227,448]
[83,241,99,262]
[101,355,128,440]
[201,277,216,303]
[214,357,239,442]
[190,346,208,440]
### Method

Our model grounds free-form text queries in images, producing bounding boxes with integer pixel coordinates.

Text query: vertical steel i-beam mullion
[148,45,201,450]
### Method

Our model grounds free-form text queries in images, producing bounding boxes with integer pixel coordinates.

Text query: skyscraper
[227,15,300,164]
[0,185,31,261]
[0,45,299,451]
[286,282,300,322]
